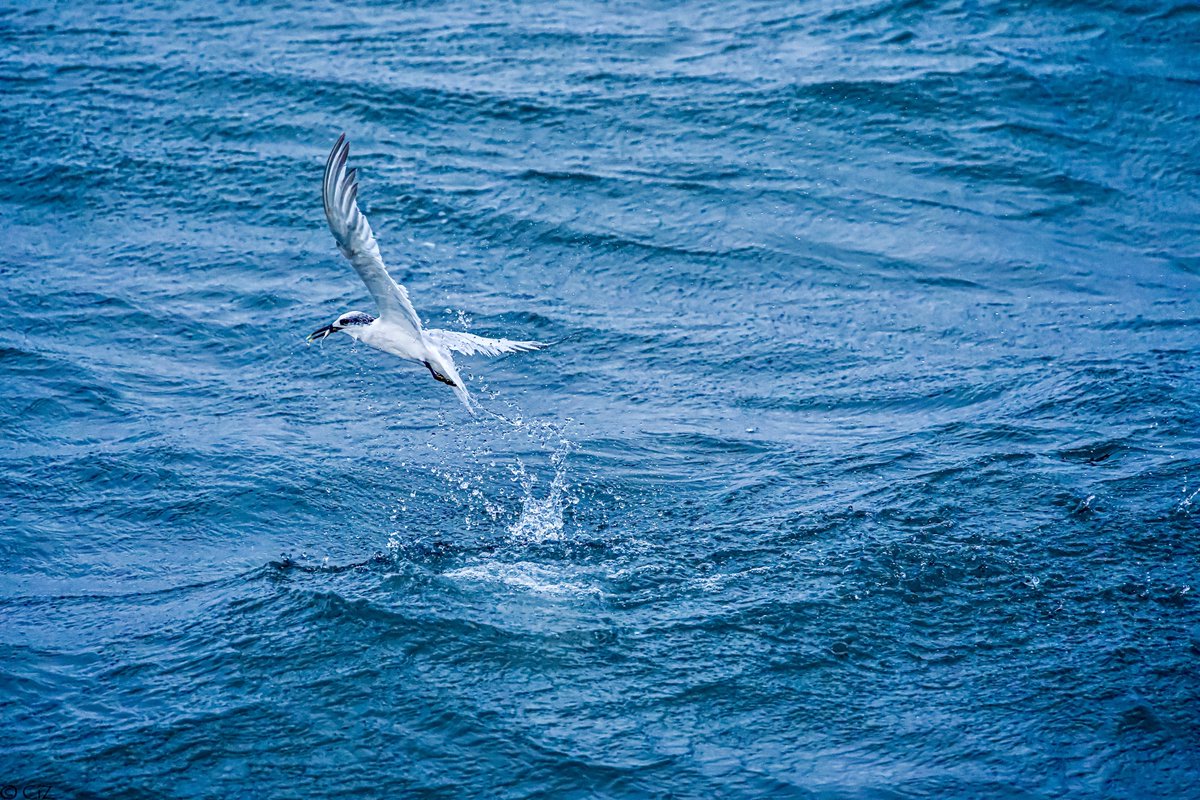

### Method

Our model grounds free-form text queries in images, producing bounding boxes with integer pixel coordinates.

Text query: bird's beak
[306,325,337,343]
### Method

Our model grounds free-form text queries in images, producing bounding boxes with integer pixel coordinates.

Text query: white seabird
[307,133,542,412]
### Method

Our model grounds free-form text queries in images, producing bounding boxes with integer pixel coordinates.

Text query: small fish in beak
[306,324,337,343]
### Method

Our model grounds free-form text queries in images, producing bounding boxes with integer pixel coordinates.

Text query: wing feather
[322,134,423,335]
[425,329,544,357]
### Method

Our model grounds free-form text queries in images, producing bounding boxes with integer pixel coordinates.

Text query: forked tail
[423,359,474,414]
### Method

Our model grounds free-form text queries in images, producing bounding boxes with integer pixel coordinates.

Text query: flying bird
[307,134,542,411]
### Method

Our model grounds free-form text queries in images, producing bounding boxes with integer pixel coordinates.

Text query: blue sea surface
[2,1,1199,797]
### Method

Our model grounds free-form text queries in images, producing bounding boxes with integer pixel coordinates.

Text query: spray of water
[383,380,578,553]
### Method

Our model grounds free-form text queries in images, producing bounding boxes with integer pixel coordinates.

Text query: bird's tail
[424,350,474,415]
[452,381,474,414]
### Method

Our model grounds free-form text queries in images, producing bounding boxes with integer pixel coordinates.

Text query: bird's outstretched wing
[323,133,423,335]
[425,329,544,357]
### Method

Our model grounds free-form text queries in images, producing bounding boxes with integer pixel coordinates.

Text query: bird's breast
[357,323,426,361]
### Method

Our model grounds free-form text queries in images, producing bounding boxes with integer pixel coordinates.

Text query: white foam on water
[444,560,602,597]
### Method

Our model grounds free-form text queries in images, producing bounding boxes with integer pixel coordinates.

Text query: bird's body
[306,134,542,412]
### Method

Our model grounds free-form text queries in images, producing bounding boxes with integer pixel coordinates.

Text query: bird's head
[307,311,375,342]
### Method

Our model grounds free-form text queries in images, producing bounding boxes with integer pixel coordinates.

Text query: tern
[307,134,542,412]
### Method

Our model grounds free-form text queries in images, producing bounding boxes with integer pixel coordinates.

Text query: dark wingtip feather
[335,141,349,175]
[325,132,346,173]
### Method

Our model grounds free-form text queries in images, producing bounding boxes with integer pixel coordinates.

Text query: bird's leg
[423,361,458,387]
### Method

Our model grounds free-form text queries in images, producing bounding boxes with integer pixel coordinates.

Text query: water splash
[507,445,574,543]
[383,403,578,547]
[1175,480,1200,516]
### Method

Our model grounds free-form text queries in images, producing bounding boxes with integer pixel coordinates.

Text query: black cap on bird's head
[306,311,375,343]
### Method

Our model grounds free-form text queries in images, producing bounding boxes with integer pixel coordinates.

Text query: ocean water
[2,1,1199,797]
